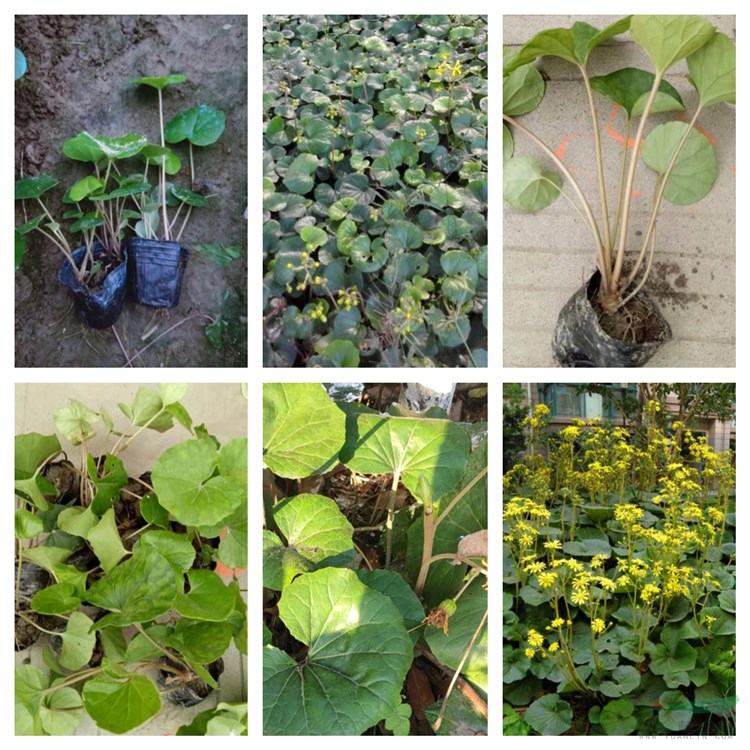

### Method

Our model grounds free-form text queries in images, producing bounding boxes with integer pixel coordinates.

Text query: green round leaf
[631,15,715,74]
[642,121,716,205]
[503,63,545,116]
[600,664,642,697]
[263,383,346,478]
[264,494,353,591]
[132,73,186,90]
[165,104,226,146]
[63,133,105,162]
[140,144,182,175]
[83,674,161,734]
[30,582,81,615]
[85,545,177,627]
[15,175,58,200]
[174,569,236,621]
[504,155,561,211]
[138,530,196,573]
[600,698,637,735]
[282,153,319,195]
[590,68,684,116]
[524,694,573,736]
[58,612,96,671]
[15,509,44,539]
[263,568,413,735]
[171,185,208,207]
[151,439,244,527]
[687,31,735,106]
[658,689,694,732]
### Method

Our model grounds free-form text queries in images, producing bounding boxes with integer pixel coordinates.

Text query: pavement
[503,15,736,367]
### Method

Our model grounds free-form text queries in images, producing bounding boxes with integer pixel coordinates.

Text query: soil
[160,657,224,706]
[15,15,247,367]
[593,292,665,344]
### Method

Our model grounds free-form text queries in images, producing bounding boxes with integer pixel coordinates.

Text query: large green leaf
[165,104,226,146]
[630,15,715,74]
[30,582,81,615]
[590,68,684,116]
[506,17,631,72]
[87,454,128,515]
[524,694,572,735]
[140,144,181,174]
[600,664,642,697]
[15,175,59,200]
[282,153,319,194]
[58,611,96,671]
[263,494,353,590]
[151,439,244,527]
[356,569,424,643]
[38,687,83,735]
[168,620,233,664]
[87,508,128,572]
[648,640,697,677]
[658,689,694,732]
[687,32,736,106]
[53,399,98,446]
[15,433,61,478]
[138,530,196,573]
[504,155,561,212]
[174,570,236,621]
[642,121,716,205]
[264,568,413,735]
[422,581,487,691]
[131,73,186,90]
[263,383,346,478]
[218,504,248,569]
[341,413,470,500]
[600,698,638,735]
[82,674,161,734]
[503,63,545,116]
[85,546,177,627]
[15,509,44,539]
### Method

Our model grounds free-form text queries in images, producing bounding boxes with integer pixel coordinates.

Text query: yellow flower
[571,589,588,606]
[590,554,608,570]
[591,618,606,635]
[538,571,558,589]
[525,648,536,658]
[527,629,544,648]
[544,540,562,550]
[548,642,560,653]
[524,561,546,574]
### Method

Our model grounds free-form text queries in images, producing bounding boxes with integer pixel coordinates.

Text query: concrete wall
[504,15,736,367]
[15,383,247,475]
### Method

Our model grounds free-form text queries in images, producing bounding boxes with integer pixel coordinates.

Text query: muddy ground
[15,15,247,367]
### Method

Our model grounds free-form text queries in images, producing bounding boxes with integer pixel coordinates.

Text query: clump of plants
[15,384,247,735]
[503,402,736,736]
[15,73,227,325]
[263,16,487,367]
[263,383,487,734]
[504,15,735,367]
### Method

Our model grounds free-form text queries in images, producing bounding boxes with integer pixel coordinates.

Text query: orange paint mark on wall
[677,113,716,144]
[631,191,641,198]
[607,104,636,149]
[555,135,571,160]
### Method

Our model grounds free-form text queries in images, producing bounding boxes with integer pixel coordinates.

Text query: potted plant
[503,15,735,367]
[128,74,226,308]
[15,132,150,328]
[15,384,247,735]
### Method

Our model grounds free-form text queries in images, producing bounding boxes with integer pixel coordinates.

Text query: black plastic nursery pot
[551,270,672,368]
[127,238,189,308]
[57,243,128,329]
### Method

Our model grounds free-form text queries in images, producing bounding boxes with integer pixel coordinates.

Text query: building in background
[513,383,735,454]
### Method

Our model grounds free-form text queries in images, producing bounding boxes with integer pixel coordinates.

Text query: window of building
[539,384,636,419]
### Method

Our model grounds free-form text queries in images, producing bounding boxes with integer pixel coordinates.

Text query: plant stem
[189,142,195,188]
[624,105,704,291]
[40,667,104,695]
[158,89,170,241]
[15,611,59,636]
[431,609,487,733]
[610,72,663,296]
[611,115,632,248]
[384,472,401,569]
[503,113,605,275]
[119,314,214,367]
[580,64,612,268]
[133,622,192,673]
[415,493,435,596]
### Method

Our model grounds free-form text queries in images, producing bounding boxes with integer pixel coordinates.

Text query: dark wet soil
[593,291,665,344]
[15,15,247,367]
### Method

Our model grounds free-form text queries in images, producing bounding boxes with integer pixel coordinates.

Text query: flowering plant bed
[503,401,735,736]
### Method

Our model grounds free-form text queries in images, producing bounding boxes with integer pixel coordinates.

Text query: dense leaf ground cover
[263,383,487,734]
[503,403,736,736]
[263,16,487,367]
